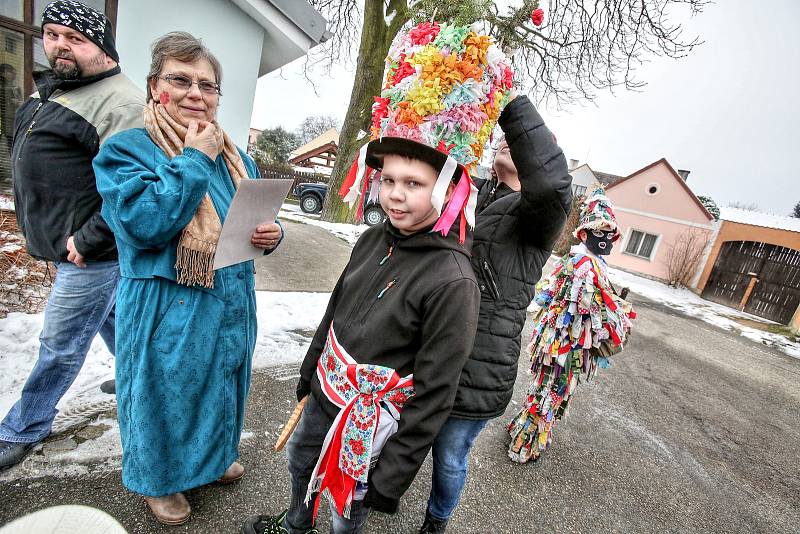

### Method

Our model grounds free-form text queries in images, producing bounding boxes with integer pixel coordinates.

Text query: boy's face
[379,154,452,235]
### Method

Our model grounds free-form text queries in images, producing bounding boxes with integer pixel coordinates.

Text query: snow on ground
[0,291,329,479]
[0,291,329,420]
[0,312,115,419]
[607,266,800,359]
[0,196,13,211]
[253,291,330,368]
[276,213,800,361]
[279,203,368,246]
[528,255,800,360]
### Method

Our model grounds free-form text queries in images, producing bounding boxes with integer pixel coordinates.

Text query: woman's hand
[185,120,221,161]
[252,222,282,250]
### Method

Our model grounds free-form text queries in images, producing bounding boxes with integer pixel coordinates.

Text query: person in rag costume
[507,187,636,464]
[93,32,283,525]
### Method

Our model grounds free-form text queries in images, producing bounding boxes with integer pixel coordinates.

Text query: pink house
[603,158,715,282]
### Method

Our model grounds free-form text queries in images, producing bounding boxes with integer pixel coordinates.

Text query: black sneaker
[418,508,448,533]
[100,380,116,394]
[0,440,37,471]
[241,510,318,534]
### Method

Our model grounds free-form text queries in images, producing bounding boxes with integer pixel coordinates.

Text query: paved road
[1,220,798,533]
[254,219,351,292]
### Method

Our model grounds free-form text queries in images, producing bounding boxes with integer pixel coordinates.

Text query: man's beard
[48,51,81,79]
[47,49,106,80]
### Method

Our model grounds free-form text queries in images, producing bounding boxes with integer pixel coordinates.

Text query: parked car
[294,182,327,214]
[293,181,386,226]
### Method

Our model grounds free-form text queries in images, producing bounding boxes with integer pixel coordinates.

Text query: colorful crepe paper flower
[432,23,470,54]
[532,8,545,27]
[408,21,440,46]
[391,53,416,85]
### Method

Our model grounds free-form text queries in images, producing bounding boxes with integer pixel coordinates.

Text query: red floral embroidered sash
[306,326,415,519]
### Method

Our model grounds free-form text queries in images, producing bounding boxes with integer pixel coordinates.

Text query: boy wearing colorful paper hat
[242,21,515,534]
[507,187,636,465]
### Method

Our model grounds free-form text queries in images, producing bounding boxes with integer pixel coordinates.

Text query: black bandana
[584,229,615,256]
[41,1,119,62]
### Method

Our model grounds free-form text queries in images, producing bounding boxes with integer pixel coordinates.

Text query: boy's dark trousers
[284,394,371,534]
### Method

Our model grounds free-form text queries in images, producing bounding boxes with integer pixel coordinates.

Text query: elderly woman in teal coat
[93,32,282,526]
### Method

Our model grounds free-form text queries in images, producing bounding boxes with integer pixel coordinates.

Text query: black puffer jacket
[450,95,573,420]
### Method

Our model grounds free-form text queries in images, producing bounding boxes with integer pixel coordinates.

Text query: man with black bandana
[0,0,143,470]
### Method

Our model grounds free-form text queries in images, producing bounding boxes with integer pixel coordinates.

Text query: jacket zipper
[344,242,396,324]
[482,260,501,300]
[16,101,44,163]
[377,278,398,299]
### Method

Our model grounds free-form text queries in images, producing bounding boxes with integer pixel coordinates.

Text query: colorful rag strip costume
[306,327,415,518]
[507,243,636,463]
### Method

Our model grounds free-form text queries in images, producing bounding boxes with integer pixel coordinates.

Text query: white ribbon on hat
[342,143,370,208]
[431,156,458,215]
[465,181,478,228]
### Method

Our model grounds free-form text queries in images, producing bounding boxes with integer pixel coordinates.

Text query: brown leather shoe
[218,461,245,484]
[144,493,191,525]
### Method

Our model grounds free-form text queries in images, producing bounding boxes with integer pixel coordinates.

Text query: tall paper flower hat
[574,187,621,240]
[339,21,515,242]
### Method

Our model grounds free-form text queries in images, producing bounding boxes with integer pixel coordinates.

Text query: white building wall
[569,165,598,196]
[115,0,263,147]
[570,166,598,188]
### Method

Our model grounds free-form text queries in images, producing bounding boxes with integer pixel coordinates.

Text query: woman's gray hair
[146,32,222,102]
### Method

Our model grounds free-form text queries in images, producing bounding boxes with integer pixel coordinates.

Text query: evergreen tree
[251,127,300,170]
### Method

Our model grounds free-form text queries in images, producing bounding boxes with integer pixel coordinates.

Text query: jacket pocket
[151,291,195,353]
[480,260,502,300]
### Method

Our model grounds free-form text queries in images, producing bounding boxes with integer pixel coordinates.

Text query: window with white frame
[624,230,658,259]
[573,184,587,197]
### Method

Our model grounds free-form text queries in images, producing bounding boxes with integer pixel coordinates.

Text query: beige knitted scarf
[143,101,249,288]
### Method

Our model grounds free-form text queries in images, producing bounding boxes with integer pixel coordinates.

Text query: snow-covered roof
[719,207,800,233]
[290,128,339,159]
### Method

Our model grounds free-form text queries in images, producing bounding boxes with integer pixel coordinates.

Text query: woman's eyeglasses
[160,74,221,95]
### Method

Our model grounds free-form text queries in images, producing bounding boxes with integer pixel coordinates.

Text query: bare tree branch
[306,0,709,221]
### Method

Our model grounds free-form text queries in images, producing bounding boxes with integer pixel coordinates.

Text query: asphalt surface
[253,219,351,292]
[1,219,798,533]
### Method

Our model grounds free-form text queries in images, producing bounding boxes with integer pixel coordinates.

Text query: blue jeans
[427,416,489,521]
[0,260,118,443]
[285,395,370,534]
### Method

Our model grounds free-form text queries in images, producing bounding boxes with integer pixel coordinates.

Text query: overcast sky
[250,0,799,216]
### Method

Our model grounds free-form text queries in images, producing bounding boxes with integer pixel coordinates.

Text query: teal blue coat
[94,128,266,496]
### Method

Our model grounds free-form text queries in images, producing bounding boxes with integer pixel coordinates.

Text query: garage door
[701,241,800,324]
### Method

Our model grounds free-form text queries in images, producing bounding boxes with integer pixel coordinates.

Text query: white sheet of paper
[212,179,293,270]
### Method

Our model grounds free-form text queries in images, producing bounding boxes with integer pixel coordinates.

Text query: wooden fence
[259,166,329,198]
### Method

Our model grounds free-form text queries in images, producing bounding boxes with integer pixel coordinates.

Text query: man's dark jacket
[450,95,573,420]
[12,67,144,262]
[297,222,479,511]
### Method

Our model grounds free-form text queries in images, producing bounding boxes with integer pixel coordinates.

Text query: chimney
[568,158,580,171]
[677,169,691,181]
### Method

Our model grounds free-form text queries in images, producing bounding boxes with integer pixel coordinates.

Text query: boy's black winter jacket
[450,95,573,420]
[12,67,144,262]
[297,222,479,510]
